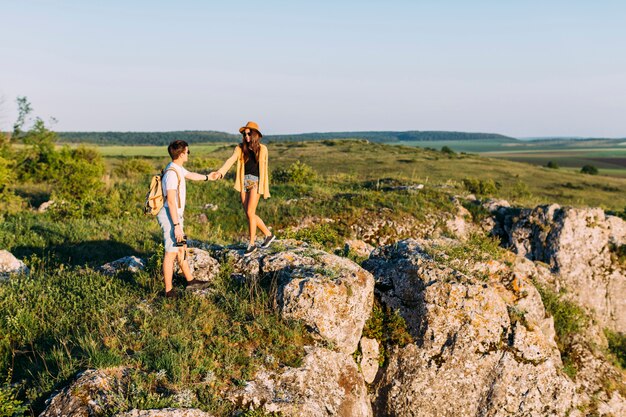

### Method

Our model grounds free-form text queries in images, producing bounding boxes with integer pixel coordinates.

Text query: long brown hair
[240,130,261,162]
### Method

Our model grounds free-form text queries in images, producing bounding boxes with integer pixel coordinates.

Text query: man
[157,140,219,298]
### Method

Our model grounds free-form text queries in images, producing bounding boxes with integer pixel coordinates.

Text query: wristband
[205,174,209,181]
[173,223,179,226]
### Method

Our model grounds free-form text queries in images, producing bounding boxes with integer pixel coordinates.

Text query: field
[2,138,626,415]
[400,138,626,178]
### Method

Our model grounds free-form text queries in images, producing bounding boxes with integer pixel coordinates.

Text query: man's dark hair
[168,140,189,159]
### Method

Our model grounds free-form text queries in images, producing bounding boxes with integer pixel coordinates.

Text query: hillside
[1,136,626,416]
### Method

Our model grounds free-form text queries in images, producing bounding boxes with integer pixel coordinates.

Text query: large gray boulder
[0,249,29,279]
[228,346,372,416]
[363,239,579,417]
[213,240,375,354]
[498,204,626,332]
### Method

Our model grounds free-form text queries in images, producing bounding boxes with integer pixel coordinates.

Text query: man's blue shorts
[157,208,183,253]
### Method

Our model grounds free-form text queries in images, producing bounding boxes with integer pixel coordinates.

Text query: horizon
[2,1,626,137]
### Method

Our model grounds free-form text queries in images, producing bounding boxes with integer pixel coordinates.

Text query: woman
[214,121,275,256]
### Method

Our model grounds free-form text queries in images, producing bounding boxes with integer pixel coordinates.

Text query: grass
[0,258,312,415]
[3,138,626,414]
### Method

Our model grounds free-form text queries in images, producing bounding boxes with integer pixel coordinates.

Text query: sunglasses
[242,131,255,137]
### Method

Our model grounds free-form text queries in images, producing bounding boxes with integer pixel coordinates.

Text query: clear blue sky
[2,0,625,137]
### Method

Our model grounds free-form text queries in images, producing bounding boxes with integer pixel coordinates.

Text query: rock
[40,368,128,417]
[498,204,626,332]
[364,239,579,417]
[198,213,208,224]
[116,409,213,417]
[228,346,372,417]
[37,200,55,212]
[359,337,379,384]
[350,210,441,246]
[567,341,626,416]
[481,198,510,213]
[202,203,218,211]
[0,250,29,280]
[99,256,145,276]
[344,239,374,259]
[445,198,474,240]
[175,248,220,283]
[212,240,375,354]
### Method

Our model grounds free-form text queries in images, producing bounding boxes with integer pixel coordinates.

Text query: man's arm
[185,172,218,181]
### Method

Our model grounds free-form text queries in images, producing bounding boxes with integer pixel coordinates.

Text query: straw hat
[239,121,263,137]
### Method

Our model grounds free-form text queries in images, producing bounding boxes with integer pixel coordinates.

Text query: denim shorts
[157,208,184,253]
[244,174,259,192]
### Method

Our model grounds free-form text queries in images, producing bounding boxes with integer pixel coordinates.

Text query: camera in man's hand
[176,235,187,247]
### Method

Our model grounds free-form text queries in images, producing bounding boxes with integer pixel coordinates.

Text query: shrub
[580,165,598,175]
[546,161,559,169]
[510,181,531,199]
[0,370,28,417]
[441,146,455,155]
[461,200,490,224]
[462,178,499,195]
[362,299,412,366]
[53,146,105,200]
[534,282,588,346]
[115,158,154,178]
[272,161,317,185]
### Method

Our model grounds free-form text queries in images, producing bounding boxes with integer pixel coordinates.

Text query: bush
[546,161,559,169]
[441,146,455,155]
[510,181,531,199]
[53,146,105,202]
[580,165,598,175]
[534,282,588,346]
[0,370,28,417]
[114,158,154,178]
[462,178,499,195]
[272,160,317,185]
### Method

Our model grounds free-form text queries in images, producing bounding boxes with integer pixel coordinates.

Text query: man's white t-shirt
[162,162,189,216]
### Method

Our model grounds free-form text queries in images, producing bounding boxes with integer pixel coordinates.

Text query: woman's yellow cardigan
[217,144,270,199]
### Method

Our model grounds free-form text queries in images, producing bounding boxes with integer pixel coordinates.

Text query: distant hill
[268,131,517,143]
[57,130,518,145]
[57,131,239,145]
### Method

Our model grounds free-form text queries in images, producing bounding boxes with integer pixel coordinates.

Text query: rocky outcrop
[99,256,145,276]
[494,204,626,332]
[228,346,372,416]
[40,368,128,417]
[212,240,375,354]
[363,239,579,417]
[0,250,30,279]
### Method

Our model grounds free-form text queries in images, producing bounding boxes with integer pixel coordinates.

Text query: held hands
[208,171,221,181]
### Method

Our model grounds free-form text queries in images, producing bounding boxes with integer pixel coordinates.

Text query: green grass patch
[0,260,312,415]
[362,299,412,366]
[604,329,626,369]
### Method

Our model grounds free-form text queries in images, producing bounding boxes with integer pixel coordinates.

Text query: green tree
[580,165,598,175]
[546,161,559,169]
[441,145,455,155]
